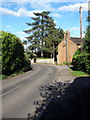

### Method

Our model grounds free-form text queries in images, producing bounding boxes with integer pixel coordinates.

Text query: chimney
[66,30,70,40]
[64,31,70,43]
[64,32,66,43]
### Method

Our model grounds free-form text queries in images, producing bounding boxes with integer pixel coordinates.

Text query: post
[66,31,68,64]
[79,6,83,51]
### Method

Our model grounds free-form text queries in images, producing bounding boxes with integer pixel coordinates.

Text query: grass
[71,70,90,77]
[1,66,33,80]
[59,62,72,65]
[1,71,24,80]
[37,57,52,59]
[0,74,8,80]
[0,74,2,80]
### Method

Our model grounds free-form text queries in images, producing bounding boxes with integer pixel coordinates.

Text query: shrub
[72,16,90,74]
[72,52,90,74]
[1,31,31,76]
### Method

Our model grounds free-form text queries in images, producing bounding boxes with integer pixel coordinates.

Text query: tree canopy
[24,11,64,58]
[72,9,90,74]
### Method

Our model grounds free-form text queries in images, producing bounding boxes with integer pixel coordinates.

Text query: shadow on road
[40,77,90,120]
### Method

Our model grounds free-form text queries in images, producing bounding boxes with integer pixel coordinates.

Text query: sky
[0,0,89,44]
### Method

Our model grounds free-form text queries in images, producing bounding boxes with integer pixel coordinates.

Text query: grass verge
[71,70,90,77]
[1,71,24,80]
[1,66,33,80]
[37,58,52,59]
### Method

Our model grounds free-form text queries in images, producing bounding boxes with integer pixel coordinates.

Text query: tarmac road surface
[2,64,59,118]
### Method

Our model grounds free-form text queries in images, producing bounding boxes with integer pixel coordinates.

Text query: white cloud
[52,13,62,18]
[14,31,28,41]
[0,7,42,17]
[1,1,89,14]
[58,3,88,11]
[1,0,89,2]
[30,1,55,11]
[1,1,89,12]
[0,7,19,16]
[19,36,27,41]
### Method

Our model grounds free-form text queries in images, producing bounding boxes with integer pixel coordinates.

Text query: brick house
[58,31,82,64]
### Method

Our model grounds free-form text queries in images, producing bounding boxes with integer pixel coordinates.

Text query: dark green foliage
[24,11,55,56]
[72,29,90,74]
[72,52,90,74]
[72,10,90,74]
[21,58,31,72]
[83,27,90,53]
[0,35,2,75]
[44,28,64,59]
[1,31,30,76]
[72,40,90,74]
[24,11,64,58]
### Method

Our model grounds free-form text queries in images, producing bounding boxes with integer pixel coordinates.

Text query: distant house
[58,31,83,64]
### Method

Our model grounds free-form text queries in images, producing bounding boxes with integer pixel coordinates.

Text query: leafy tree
[83,27,90,53]
[1,31,30,76]
[24,11,64,59]
[0,34,2,75]
[44,28,64,59]
[72,8,90,74]
[24,11,56,57]
[83,5,90,53]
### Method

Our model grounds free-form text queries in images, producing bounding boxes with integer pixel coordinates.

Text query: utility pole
[66,31,68,64]
[79,6,83,51]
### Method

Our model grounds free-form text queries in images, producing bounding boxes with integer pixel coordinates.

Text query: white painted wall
[36,58,54,64]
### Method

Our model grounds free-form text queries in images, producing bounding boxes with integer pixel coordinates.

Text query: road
[2,64,59,118]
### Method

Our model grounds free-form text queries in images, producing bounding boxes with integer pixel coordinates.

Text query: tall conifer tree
[24,11,56,57]
[24,11,64,58]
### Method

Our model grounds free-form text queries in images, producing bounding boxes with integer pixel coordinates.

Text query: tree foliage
[72,10,90,74]
[24,11,64,58]
[44,28,64,58]
[83,27,90,53]
[1,31,30,76]
[72,50,90,74]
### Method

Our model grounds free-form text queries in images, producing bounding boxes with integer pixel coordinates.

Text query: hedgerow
[1,31,31,76]
[72,51,90,74]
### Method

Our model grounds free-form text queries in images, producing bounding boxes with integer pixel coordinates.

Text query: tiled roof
[70,37,84,45]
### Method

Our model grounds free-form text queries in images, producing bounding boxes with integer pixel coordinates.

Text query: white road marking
[1,83,24,96]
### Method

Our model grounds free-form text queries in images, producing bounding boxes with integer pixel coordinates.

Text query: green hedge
[72,52,90,74]
[1,31,31,76]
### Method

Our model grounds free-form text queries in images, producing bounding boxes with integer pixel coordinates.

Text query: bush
[1,31,31,76]
[72,52,90,74]
[21,58,31,72]
[0,36,2,75]
[72,17,90,74]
